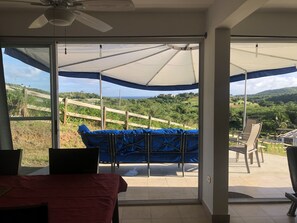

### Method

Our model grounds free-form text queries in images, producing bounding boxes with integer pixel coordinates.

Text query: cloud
[230,72,297,95]
[9,67,42,79]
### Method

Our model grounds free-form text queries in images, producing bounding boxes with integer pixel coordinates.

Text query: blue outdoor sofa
[78,124,199,176]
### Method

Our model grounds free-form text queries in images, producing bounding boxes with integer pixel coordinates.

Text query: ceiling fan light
[44,8,75,26]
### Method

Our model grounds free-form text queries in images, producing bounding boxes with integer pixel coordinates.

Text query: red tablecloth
[0,173,127,223]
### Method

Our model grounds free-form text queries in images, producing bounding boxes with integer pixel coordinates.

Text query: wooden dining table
[0,173,127,223]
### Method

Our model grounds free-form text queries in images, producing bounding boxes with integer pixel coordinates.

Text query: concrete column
[0,48,13,150]
[200,28,230,223]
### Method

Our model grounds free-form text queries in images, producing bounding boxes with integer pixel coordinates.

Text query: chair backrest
[149,133,183,163]
[242,118,258,140]
[0,149,22,175]
[0,203,48,223]
[286,146,297,193]
[245,123,262,151]
[49,148,99,174]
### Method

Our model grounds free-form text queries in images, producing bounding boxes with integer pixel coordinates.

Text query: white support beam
[207,0,269,29]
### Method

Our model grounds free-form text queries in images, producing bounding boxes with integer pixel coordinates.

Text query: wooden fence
[16,88,194,130]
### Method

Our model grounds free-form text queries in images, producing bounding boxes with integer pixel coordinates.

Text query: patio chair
[49,148,99,174]
[0,203,48,223]
[230,118,264,163]
[229,123,262,173]
[285,146,297,217]
[230,118,258,142]
[0,149,22,175]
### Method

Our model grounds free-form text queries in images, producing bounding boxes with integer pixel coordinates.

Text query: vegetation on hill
[255,86,297,96]
[7,83,297,135]
[6,84,297,166]
[225,87,297,135]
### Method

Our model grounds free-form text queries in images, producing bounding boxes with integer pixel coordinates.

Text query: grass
[260,141,287,156]
[10,121,87,167]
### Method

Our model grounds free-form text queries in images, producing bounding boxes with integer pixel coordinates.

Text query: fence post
[148,115,152,129]
[63,97,68,124]
[22,87,28,117]
[168,120,171,128]
[125,111,129,130]
[103,106,107,130]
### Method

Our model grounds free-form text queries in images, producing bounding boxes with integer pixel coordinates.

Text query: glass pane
[229,72,294,199]
[3,48,51,118]
[10,121,51,167]
[3,47,52,172]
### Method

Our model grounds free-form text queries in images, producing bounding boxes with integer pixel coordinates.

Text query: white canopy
[5,43,297,90]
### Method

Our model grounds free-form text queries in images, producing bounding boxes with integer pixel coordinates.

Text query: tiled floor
[28,152,296,222]
[119,203,297,223]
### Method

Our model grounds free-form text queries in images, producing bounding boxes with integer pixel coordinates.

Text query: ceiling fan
[0,0,135,32]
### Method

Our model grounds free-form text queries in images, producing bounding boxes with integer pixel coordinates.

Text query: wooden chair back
[49,148,99,174]
[0,149,22,175]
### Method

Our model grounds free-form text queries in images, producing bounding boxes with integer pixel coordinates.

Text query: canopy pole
[99,45,104,130]
[99,73,104,130]
[243,71,248,129]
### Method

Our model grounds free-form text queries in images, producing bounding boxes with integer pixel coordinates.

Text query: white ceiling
[0,0,297,12]
[0,0,297,39]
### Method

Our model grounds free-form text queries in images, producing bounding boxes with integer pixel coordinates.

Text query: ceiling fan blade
[73,10,112,32]
[29,14,48,29]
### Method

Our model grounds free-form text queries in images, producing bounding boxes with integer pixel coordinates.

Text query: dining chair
[0,149,22,175]
[229,123,262,173]
[0,203,48,223]
[49,148,99,174]
[285,146,297,217]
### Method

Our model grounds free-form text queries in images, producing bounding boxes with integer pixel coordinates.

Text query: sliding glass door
[2,46,53,172]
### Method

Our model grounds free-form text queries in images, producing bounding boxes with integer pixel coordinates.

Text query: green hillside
[255,86,297,96]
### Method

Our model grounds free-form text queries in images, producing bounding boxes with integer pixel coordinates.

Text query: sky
[3,50,297,97]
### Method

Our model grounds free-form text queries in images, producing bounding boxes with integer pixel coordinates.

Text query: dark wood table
[0,173,127,223]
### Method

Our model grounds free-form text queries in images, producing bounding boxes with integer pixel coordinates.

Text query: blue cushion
[184,129,199,134]
[78,124,91,134]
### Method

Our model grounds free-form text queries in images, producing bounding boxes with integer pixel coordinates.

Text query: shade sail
[4,43,297,91]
